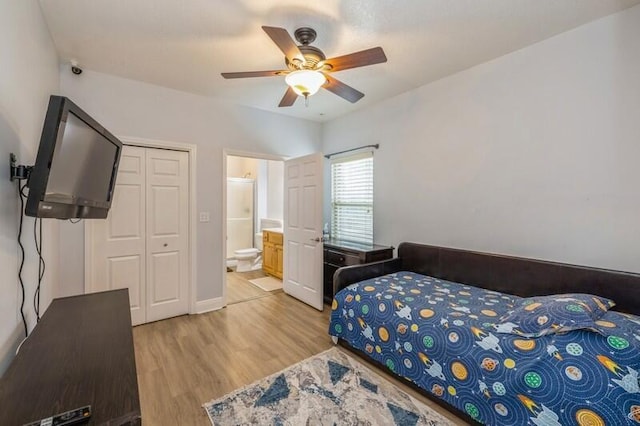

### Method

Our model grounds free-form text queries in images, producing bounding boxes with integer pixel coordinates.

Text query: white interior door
[86,145,147,325]
[283,153,324,311]
[87,145,190,325]
[145,148,189,322]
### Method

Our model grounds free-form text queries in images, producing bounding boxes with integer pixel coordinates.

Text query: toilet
[234,218,282,272]
[234,247,261,272]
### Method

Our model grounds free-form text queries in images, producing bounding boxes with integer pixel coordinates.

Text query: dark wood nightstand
[323,239,393,304]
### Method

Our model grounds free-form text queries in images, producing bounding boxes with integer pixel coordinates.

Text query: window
[331,152,373,244]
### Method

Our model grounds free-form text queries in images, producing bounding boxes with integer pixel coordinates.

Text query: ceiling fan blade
[278,87,298,107]
[262,26,305,65]
[221,70,287,79]
[323,75,364,103]
[324,47,387,72]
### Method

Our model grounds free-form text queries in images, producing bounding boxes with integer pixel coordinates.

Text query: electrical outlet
[199,212,210,223]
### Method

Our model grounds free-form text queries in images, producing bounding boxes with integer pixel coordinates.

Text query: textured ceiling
[39,0,640,122]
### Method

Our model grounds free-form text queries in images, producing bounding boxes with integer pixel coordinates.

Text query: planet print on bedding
[329,271,640,425]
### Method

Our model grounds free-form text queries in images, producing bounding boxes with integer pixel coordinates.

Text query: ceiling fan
[221,26,387,107]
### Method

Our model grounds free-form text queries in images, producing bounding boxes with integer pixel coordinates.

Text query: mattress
[329,271,640,425]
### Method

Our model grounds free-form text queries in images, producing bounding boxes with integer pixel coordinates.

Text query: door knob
[310,237,323,242]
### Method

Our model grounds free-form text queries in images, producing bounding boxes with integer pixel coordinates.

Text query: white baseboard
[195,297,224,314]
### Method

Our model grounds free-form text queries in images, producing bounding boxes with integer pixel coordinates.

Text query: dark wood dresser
[0,289,141,425]
[323,239,394,303]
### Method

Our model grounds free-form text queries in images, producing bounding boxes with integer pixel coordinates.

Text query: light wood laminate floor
[132,292,468,425]
[132,291,333,425]
[226,269,277,305]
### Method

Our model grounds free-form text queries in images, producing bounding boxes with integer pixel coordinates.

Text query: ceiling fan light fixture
[285,70,326,97]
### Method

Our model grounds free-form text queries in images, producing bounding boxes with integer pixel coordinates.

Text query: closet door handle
[310,237,321,242]
[163,243,168,247]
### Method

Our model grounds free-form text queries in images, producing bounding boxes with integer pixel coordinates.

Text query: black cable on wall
[33,216,45,322]
[16,181,28,338]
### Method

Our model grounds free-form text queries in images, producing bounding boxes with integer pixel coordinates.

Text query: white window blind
[331,152,373,244]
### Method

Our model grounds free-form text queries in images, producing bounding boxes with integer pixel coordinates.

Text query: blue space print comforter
[328,272,640,425]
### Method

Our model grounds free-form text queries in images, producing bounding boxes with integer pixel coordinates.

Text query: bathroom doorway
[225,153,284,305]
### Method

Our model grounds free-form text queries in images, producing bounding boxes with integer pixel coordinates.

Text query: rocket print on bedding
[329,272,640,425]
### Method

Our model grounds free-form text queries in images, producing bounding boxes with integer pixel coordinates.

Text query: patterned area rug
[203,347,455,425]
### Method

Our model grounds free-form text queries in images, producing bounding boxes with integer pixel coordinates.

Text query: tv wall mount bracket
[9,153,32,182]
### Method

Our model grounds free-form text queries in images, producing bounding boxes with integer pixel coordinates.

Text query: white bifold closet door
[86,145,189,326]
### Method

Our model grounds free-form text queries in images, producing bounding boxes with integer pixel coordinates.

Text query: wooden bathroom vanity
[262,229,283,279]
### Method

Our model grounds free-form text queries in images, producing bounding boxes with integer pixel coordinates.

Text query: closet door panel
[149,251,180,302]
[108,255,143,311]
[145,148,189,322]
[87,145,147,326]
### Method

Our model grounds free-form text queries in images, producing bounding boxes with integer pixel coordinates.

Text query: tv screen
[25,96,122,219]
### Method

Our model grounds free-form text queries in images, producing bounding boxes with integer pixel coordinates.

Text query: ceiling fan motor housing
[285,27,327,70]
[287,45,326,70]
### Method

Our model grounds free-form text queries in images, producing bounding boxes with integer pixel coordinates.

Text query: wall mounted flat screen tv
[25,96,122,219]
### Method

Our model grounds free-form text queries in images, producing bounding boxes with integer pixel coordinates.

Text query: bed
[328,243,640,425]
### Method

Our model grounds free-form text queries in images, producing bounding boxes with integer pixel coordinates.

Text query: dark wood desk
[0,289,141,425]
[323,239,394,304]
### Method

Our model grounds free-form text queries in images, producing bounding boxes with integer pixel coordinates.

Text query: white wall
[323,5,640,274]
[59,69,322,302]
[0,0,59,374]
[266,160,284,221]
[256,160,268,230]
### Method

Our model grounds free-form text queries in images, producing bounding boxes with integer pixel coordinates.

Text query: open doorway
[224,152,284,305]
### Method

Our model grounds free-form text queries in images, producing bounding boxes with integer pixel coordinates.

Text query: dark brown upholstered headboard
[397,242,640,315]
[333,243,640,315]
